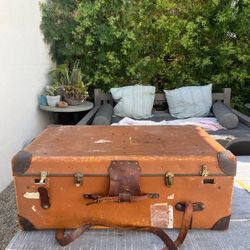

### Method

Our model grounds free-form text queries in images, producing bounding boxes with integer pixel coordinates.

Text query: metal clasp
[74,172,83,187]
[39,171,48,184]
[200,165,209,177]
[165,172,174,187]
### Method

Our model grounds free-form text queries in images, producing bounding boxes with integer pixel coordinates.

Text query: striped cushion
[111,85,156,119]
[164,84,212,118]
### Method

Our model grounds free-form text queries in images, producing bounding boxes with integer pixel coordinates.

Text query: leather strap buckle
[83,161,159,205]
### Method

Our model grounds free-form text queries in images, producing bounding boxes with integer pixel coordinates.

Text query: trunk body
[12,126,236,230]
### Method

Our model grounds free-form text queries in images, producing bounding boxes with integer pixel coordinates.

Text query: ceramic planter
[46,95,61,107]
[39,95,48,106]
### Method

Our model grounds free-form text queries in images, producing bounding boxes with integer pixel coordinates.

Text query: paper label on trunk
[150,203,173,228]
[23,192,40,199]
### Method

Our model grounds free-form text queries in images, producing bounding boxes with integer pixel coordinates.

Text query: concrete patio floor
[0,183,18,250]
[1,157,250,250]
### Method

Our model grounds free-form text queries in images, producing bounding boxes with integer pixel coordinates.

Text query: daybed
[77,88,250,150]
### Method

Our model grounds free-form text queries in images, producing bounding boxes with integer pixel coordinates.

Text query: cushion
[92,104,113,125]
[212,102,239,129]
[111,85,156,119]
[164,84,212,118]
[226,138,250,155]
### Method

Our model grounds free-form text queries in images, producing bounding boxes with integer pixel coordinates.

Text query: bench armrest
[77,106,101,125]
[231,108,250,127]
[92,103,113,125]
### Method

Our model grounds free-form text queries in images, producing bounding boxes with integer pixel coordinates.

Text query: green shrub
[40,0,250,110]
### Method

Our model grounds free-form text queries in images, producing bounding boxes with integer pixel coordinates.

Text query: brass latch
[39,171,48,184]
[165,172,174,187]
[74,172,83,187]
[200,165,209,177]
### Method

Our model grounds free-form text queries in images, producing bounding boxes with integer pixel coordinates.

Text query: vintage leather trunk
[12,125,236,231]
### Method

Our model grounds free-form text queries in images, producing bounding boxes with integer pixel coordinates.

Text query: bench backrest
[94,88,231,107]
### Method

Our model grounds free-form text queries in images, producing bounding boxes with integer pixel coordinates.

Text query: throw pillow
[164,84,212,118]
[111,85,156,119]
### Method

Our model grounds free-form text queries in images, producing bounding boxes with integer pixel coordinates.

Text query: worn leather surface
[14,126,235,230]
[108,161,142,196]
[84,160,159,205]
[56,161,194,249]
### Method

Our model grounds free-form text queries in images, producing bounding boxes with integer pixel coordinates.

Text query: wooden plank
[223,88,231,107]
[94,89,113,106]
[77,106,100,125]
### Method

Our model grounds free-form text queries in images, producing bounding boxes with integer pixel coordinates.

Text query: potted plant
[49,61,89,106]
[45,86,61,107]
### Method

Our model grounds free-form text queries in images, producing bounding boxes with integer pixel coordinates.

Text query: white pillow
[111,85,156,119]
[164,84,212,118]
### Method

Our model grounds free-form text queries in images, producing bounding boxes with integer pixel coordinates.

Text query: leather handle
[56,224,177,250]
[55,201,193,250]
[38,187,50,209]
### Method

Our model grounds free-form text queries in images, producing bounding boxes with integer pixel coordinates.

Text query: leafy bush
[40,0,250,110]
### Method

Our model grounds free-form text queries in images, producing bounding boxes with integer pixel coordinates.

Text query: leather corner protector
[12,150,32,175]
[217,150,236,176]
[18,216,36,231]
[211,215,231,230]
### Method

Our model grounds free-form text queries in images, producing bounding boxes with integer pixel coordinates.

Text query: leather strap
[55,201,193,250]
[56,225,177,249]
[175,201,193,247]
[149,227,178,250]
[84,161,159,205]
[84,193,159,205]
[56,224,91,246]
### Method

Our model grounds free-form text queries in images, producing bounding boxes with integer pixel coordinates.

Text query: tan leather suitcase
[12,126,236,249]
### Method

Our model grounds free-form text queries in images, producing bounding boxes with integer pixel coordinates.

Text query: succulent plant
[49,60,89,103]
[45,85,59,96]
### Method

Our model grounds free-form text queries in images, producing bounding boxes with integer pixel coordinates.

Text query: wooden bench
[78,88,232,125]
[94,88,232,107]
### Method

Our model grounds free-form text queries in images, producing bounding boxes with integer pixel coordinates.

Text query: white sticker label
[94,139,111,144]
[167,193,175,200]
[23,192,40,199]
[150,203,174,228]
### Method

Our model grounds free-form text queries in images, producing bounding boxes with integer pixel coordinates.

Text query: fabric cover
[164,84,212,118]
[226,138,250,155]
[212,102,239,129]
[112,117,224,132]
[92,104,113,125]
[111,85,155,119]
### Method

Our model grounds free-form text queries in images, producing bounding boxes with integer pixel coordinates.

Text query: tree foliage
[40,0,250,110]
